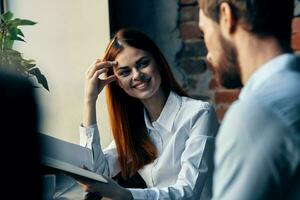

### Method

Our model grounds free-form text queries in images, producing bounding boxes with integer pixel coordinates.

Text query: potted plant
[0,10,49,91]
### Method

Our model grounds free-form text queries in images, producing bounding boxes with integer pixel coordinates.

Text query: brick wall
[292,17,300,53]
[178,0,300,122]
[178,0,240,121]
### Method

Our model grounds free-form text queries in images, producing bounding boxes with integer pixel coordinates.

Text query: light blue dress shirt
[80,91,219,199]
[213,54,300,200]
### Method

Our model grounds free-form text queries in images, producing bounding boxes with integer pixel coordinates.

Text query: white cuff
[128,188,147,200]
[79,124,97,149]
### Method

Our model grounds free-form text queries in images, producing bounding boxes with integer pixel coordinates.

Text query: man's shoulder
[233,56,300,135]
[255,65,300,134]
[216,97,295,168]
[219,96,291,142]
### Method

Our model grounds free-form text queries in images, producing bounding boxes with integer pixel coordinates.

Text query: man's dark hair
[199,0,294,50]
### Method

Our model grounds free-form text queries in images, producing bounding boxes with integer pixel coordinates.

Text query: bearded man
[198,0,300,199]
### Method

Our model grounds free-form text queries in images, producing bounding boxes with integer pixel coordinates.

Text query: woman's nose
[132,68,142,81]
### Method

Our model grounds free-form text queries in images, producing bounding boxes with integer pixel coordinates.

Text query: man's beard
[217,35,243,89]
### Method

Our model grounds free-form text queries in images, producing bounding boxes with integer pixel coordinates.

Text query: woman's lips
[135,82,148,90]
[132,78,151,90]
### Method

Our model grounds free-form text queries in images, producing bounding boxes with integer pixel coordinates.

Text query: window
[5,0,112,146]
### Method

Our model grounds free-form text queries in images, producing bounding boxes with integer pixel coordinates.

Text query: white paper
[39,133,93,170]
[41,156,107,183]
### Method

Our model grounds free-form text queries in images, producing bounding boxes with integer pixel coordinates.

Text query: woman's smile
[132,78,151,90]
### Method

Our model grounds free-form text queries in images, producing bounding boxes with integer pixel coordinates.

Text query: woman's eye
[118,70,130,77]
[138,59,150,68]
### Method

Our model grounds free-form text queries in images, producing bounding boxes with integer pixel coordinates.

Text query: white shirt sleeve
[79,124,121,177]
[130,106,219,200]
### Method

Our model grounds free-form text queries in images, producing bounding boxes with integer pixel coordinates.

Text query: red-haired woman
[78,29,219,199]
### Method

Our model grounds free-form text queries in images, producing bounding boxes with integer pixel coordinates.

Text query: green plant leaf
[20,19,37,26]
[17,28,24,37]
[26,59,36,63]
[0,11,49,92]
[0,49,23,72]
[3,37,14,49]
[23,61,36,70]
[2,11,13,21]
[3,48,22,57]
[15,36,25,42]
[27,64,36,69]
[13,18,37,26]
[8,27,18,39]
[28,68,49,91]
[7,19,36,28]
[0,32,3,47]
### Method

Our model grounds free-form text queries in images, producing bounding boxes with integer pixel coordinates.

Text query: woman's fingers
[104,75,116,84]
[87,60,117,79]
[86,59,101,74]
[84,60,117,101]
[77,181,90,192]
[91,69,116,86]
[91,68,109,82]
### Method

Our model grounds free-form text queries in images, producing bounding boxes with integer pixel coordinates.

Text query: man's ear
[219,2,237,38]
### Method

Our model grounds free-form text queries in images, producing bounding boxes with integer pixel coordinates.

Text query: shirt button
[86,132,92,138]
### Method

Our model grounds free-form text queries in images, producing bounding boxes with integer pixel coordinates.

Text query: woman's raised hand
[84,59,117,102]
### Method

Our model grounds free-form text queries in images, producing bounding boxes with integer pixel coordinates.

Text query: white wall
[7,0,112,147]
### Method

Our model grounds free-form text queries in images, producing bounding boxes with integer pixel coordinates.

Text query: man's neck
[235,31,286,85]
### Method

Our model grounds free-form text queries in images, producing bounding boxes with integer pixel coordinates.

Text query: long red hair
[102,28,187,178]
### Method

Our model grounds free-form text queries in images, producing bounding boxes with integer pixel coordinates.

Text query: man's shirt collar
[240,53,295,100]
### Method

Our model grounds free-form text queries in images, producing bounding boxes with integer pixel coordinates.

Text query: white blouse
[79,91,219,199]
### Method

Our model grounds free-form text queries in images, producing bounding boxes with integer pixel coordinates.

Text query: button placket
[155,125,164,152]
[86,131,92,138]
[153,125,164,187]
[150,163,155,187]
